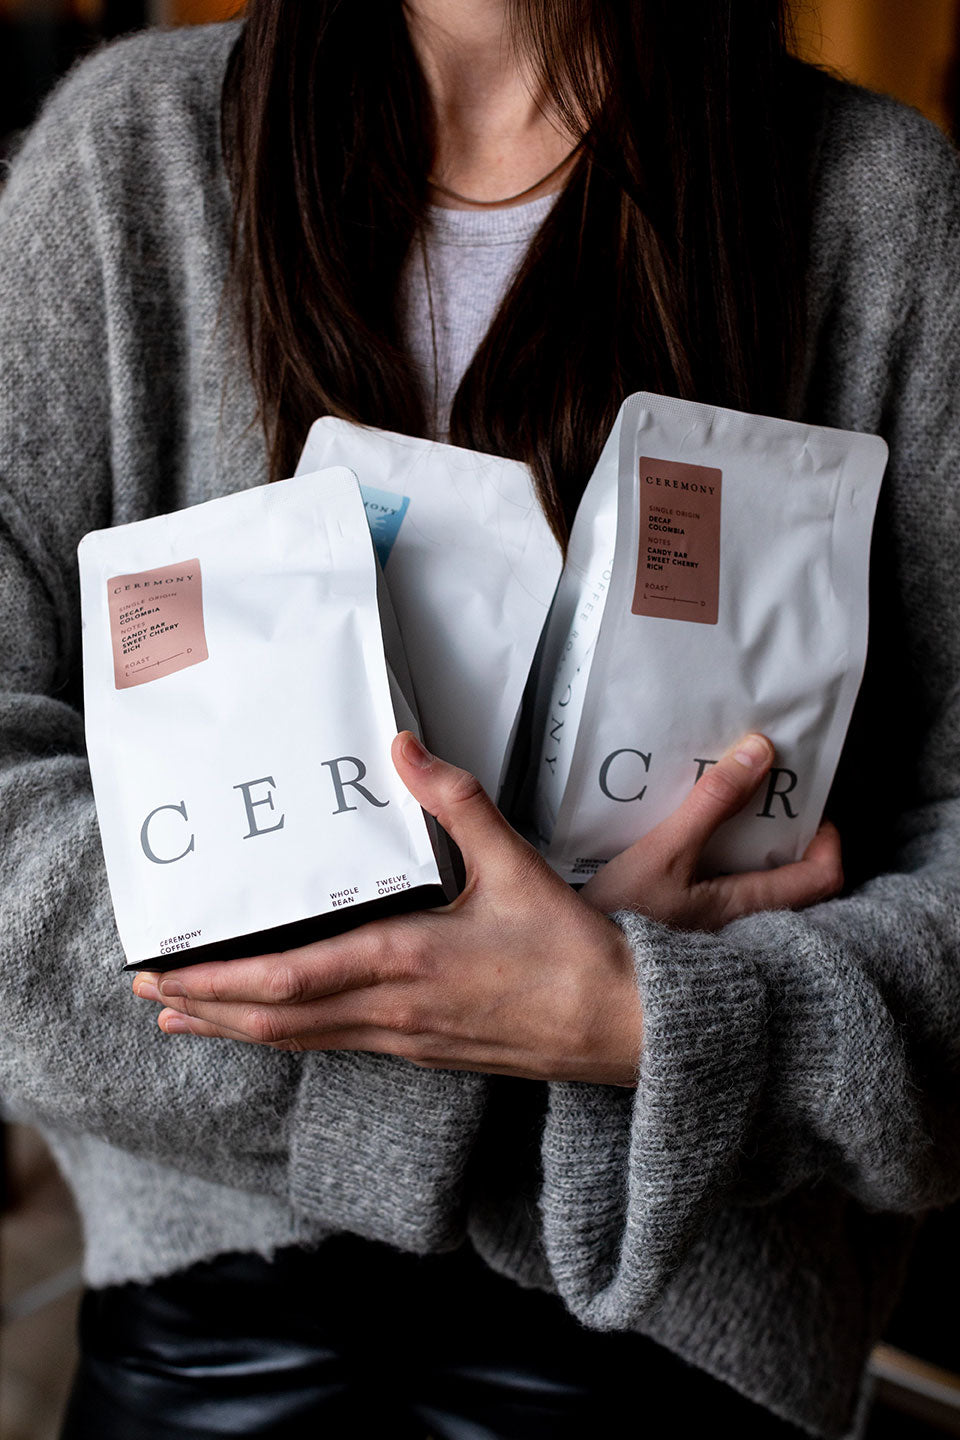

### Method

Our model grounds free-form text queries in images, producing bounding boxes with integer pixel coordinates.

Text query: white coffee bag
[80,468,445,970]
[532,392,888,880]
[296,419,562,800]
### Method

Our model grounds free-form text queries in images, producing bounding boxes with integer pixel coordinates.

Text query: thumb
[391,731,519,872]
[658,732,775,860]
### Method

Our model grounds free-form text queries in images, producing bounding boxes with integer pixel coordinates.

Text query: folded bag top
[296,419,562,802]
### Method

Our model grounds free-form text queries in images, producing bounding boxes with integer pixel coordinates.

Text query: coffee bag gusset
[295,418,563,802]
[531,392,888,881]
[79,467,446,971]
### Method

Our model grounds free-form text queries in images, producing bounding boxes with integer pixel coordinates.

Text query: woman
[0,1,957,1436]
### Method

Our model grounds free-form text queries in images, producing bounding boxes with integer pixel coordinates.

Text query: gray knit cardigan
[2,23,959,1440]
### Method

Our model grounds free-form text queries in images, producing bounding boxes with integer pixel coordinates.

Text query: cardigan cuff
[537,909,770,1328]
[289,1049,487,1252]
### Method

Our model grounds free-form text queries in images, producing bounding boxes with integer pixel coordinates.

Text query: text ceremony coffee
[296,419,562,801]
[530,392,888,881]
[80,467,447,971]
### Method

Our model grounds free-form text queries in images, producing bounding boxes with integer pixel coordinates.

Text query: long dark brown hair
[222,0,815,543]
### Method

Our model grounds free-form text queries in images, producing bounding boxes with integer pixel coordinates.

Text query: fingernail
[400,732,434,769]
[134,980,161,1002]
[162,1014,192,1034]
[159,978,186,998]
[733,734,773,769]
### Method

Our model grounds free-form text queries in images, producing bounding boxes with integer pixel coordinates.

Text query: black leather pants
[61,1235,803,1439]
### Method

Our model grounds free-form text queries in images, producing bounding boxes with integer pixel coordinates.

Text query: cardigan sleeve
[532,91,960,1330]
[0,41,486,1253]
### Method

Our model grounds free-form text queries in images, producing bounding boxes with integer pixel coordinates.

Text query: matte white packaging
[296,419,562,799]
[532,392,888,881]
[80,467,444,970]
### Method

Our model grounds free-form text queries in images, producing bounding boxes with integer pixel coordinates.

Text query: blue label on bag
[360,485,410,570]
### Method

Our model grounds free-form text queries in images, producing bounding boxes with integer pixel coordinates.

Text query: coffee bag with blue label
[530,392,888,881]
[79,467,448,970]
[296,419,562,801]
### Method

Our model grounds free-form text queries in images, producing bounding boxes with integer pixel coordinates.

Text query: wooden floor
[1,1126,82,1440]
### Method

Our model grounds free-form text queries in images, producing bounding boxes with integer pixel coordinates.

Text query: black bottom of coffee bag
[122,884,448,972]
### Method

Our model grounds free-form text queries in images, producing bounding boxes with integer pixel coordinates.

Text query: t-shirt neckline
[424,191,558,247]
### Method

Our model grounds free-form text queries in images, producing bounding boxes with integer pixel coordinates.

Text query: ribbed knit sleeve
[529,88,960,1339]
[0,31,486,1259]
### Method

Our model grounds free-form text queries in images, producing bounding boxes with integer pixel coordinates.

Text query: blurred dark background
[1,1,146,162]
[0,0,241,163]
[1,0,958,161]
[1,1,959,1437]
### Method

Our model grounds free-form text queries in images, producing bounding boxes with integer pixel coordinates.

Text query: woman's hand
[579,732,844,929]
[136,732,645,1086]
[133,731,842,1085]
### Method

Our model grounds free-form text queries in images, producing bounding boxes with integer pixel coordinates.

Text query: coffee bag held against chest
[296,419,562,800]
[80,468,447,971]
[532,392,888,880]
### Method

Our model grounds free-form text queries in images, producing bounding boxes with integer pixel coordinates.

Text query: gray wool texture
[2,22,960,1440]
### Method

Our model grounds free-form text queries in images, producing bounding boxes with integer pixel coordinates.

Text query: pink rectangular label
[632,457,722,624]
[108,558,208,689]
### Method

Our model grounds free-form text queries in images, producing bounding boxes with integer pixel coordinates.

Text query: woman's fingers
[133,739,559,1050]
[581,732,775,912]
[661,733,775,859]
[577,734,844,931]
[138,907,455,1045]
[153,984,391,1046]
[155,1008,410,1056]
[152,1005,589,1080]
[800,818,844,878]
[391,731,534,879]
[148,935,442,1042]
[156,1007,276,1044]
[706,819,844,926]
[138,912,436,1008]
